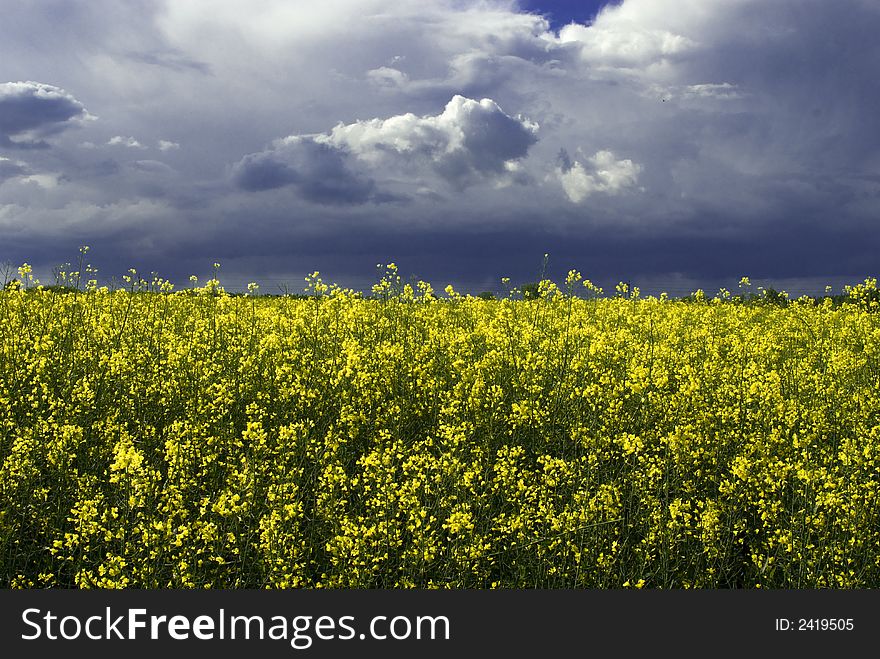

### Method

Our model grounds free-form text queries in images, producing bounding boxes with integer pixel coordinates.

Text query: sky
[521,1,611,29]
[1,0,879,295]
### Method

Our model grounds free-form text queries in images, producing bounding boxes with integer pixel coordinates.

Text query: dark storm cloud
[9,199,867,297]
[0,81,91,148]
[231,154,298,192]
[232,138,378,205]
[1,0,879,294]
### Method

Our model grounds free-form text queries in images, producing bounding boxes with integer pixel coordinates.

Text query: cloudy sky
[1,0,878,295]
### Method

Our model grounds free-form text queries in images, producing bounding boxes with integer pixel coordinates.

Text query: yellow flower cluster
[1,267,879,588]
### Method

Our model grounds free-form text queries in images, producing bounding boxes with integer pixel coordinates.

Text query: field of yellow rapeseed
[1,262,879,588]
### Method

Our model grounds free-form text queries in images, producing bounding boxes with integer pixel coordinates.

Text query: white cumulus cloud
[556,150,641,203]
[232,95,539,202]
[322,95,538,186]
[560,22,696,68]
[108,136,146,149]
